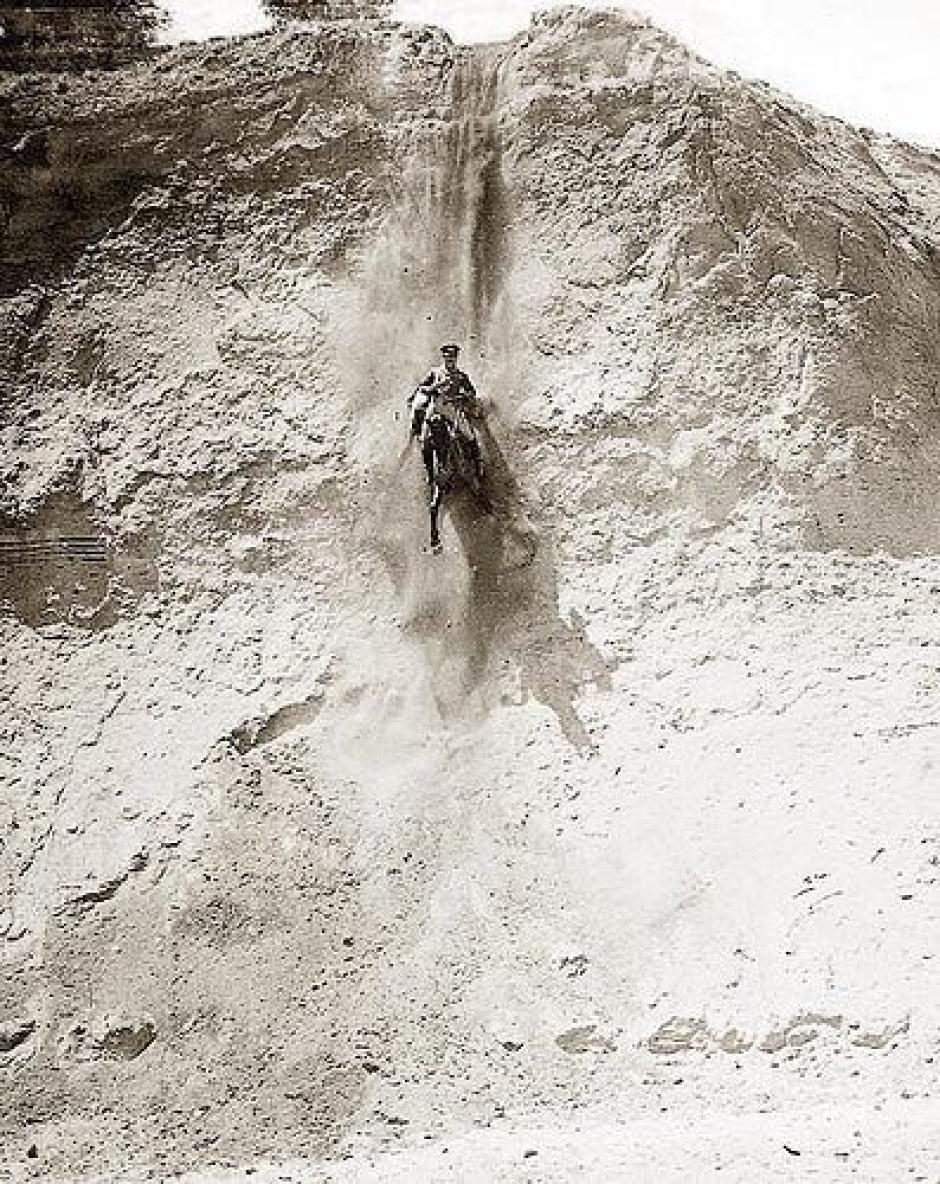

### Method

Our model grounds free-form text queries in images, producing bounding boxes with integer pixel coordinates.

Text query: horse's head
[426,411,451,448]
[425,398,454,454]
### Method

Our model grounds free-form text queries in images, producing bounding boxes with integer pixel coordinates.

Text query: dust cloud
[336,45,609,743]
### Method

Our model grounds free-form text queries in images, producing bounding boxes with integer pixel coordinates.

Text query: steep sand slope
[1,7,939,1181]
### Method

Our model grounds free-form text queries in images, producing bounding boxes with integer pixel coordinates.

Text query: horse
[419,396,487,552]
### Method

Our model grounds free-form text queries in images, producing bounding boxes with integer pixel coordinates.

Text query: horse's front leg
[428,490,440,549]
[429,479,443,551]
[422,441,442,550]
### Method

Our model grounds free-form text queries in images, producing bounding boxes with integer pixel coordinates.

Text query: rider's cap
[440,342,461,356]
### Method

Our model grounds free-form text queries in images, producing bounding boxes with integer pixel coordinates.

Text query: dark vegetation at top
[0,1,390,72]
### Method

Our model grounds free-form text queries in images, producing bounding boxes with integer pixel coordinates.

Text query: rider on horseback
[408,343,485,482]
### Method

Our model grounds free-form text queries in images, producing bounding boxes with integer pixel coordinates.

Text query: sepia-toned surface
[1,6,939,1180]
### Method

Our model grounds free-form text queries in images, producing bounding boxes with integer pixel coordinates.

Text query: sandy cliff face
[1,7,939,1180]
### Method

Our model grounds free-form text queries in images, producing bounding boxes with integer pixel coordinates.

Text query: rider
[409,343,484,480]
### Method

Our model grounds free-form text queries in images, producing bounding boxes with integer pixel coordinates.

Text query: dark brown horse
[420,398,487,552]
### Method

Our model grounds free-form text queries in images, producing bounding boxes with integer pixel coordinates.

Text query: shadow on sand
[378,420,611,751]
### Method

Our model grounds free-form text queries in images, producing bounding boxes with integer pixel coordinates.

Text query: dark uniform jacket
[418,365,478,409]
